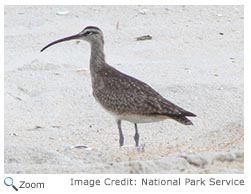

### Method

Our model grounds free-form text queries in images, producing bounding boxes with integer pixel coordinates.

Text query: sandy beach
[4,5,243,173]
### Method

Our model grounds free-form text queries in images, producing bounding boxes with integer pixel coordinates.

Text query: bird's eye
[85,31,93,35]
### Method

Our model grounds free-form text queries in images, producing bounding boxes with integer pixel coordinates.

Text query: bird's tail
[172,116,193,125]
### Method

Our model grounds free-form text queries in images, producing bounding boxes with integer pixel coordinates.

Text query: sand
[4,5,243,173]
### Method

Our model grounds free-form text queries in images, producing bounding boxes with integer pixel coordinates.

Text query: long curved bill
[40,33,82,52]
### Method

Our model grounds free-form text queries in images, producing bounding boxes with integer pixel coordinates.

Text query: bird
[41,26,196,148]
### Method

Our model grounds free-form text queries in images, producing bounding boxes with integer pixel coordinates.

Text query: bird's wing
[98,66,195,117]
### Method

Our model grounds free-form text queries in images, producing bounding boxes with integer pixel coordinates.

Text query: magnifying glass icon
[4,177,18,191]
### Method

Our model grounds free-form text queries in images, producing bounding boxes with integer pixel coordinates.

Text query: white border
[1,0,249,194]
[1,0,247,5]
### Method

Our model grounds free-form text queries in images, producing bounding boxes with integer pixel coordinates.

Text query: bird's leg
[117,119,124,147]
[134,123,140,147]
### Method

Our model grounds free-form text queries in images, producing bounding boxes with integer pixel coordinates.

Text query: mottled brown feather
[92,62,196,124]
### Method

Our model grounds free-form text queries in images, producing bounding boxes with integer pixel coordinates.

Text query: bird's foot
[119,144,145,152]
[136,143,146,152]
[120,144,134,149]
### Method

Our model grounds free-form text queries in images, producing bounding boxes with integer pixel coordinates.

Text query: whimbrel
[41,26,196,148]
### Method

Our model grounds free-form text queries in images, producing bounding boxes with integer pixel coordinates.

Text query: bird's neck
[90,41,105,67]
[89,40,106,90]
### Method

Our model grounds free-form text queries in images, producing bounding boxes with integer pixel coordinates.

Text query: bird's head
[40,26,103,52]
